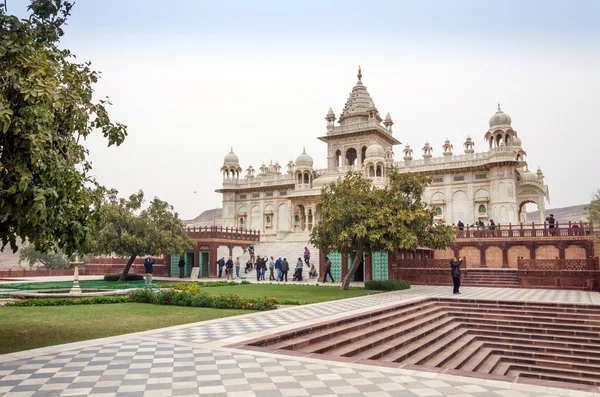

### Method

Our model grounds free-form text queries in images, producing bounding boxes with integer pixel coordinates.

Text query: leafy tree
[0,0,126,255]
[310,168,455,290]
[92,190,194,281]
[18,244,70,269]
[587,189,600,228]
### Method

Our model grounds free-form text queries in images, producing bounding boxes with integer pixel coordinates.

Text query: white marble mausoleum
[216,68,550,241]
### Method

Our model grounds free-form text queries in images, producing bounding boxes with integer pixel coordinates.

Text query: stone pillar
[558,243,566,260]
[501,246,509,268]
[342,254,348,280]
[209,244,218,278]
[479,244,486,268]
[529,243,536,259]
[194,243,200,268]
[365,250,372,282]
[319,250,326,280]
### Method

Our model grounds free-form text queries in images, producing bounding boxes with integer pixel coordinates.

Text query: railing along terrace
[185,226,260,241]
[518,258,599,271]
[394,259,456,269]
[455,222,593,239]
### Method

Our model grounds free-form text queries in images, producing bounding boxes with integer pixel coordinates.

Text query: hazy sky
[13,0,600,219]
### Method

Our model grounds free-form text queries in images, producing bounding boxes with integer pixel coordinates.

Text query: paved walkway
[1,285,600,397]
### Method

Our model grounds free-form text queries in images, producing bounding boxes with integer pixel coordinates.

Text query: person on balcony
[450,257,464,294]
[546,214,556,235]
[457,220,464,231]
[489,219,496,237]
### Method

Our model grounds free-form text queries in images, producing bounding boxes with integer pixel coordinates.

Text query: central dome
[365,143,385,159]
[489,104,512,127]
[295,148,313,168]
[338,67,381,125]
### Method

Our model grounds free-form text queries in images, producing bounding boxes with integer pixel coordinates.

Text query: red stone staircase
[240,298,600,392]
[462,269,519,288]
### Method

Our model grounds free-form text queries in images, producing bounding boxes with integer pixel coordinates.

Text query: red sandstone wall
[459,247,480,267]
[565,245,587,259]
[508,246,529,268]
[536,246,559,259]
[434,248,454,260]
[485,246,503,268]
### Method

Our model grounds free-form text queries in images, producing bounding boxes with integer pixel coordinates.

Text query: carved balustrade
[456,222,593,239]
[185,226,260,242]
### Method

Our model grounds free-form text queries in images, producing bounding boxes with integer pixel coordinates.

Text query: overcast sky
[13,0,600,219]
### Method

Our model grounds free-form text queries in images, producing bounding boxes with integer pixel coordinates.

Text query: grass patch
[192,284,380,304]
[0,303,246,354]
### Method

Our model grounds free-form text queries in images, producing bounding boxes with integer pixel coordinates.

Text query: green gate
[170,254,180,277]
[199,251,209,278]
[170,253,192,277]
[372,250,389,280]
[328,251,342,281]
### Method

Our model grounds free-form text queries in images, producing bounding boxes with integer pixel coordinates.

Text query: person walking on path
[143,256,156,285]
[269,256,275,281]
[322,256,334,283]
[235,257,241,279]
[304,247,311,266]
[178,256,185,278]
[226,256,234,280]
[280,257,289,282]
[275,257,282,281]
[255,255,262,281]
[450,256,464,294]
[293,257,303,281]
[217,257,225,278]
[261,257,267,280]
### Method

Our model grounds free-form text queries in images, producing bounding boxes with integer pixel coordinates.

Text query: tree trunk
[340,246,364,290]
[119,254,137,281]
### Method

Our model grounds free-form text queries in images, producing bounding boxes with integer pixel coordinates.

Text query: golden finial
[497,103,501,111]
[357,65,362,82]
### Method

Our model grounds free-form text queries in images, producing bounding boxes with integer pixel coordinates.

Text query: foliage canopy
[587,189,600,227]
[0,0,126,255]
[310,168,455,289]
[92,190,194,280]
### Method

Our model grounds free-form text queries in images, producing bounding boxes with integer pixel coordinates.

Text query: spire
[303,147,306,154]
[497,103,501,112]
[357,65,362,83]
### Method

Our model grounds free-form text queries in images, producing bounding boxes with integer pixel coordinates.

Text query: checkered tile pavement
[1,285,598,396]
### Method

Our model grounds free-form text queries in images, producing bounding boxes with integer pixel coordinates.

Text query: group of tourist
[216,246,320,282]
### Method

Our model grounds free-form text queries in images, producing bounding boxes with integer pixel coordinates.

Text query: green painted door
[184,252,193,277]
[372,251,389,280]
[328,251,342,281]
[199,251,209,278]
[170,254,180,277]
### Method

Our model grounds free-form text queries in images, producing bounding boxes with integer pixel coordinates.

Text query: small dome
[224,147,239,164]
[295,148,313,168]
[512,135,522,146]
[489,104,512,127]
[520,169,537,181]
[365,143,385,159]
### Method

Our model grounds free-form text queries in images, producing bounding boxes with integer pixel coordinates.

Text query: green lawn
[195,284,380,304]
[0,303,246,355]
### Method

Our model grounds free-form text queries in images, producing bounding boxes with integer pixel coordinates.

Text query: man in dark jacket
[217,257,225,278]
[280,257,289,282]
[322,256,334,283]
[225,256,234,280]
[178,256,185,278]
[144,256,156,285]
[450,257,464,294]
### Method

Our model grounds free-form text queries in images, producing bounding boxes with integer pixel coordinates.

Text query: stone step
[266,301,440,351]
[453,315,600,336]
[447,303,600,320]
[515,368,600,387]
[469,328,600,350]
[303,306,450,355]
[423,334,479,367]
[354,319,461,361]
[460,346,493,372]
[506,363,600,385]
[448,309,600,327]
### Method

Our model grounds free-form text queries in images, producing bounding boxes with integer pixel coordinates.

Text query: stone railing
[393,258,458,269]
[456,222,593,239]
[517,258,599,271]
[185,226,260,242]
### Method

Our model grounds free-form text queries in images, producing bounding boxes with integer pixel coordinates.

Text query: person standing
[248,244,255,265]
[255,255,262,281]
[322,256,334,283]
[304,247,311,266]
[294,257,303,281]
[269,256,275,281]
[450,257,464,294]
[143,256,156,285]
[546,214,556,235]
[226,256,234,280]
[178,255,185,278]
[280,257,289,282]
[275,256,282,281]
[217,257,225,278]
[235,257,241,279]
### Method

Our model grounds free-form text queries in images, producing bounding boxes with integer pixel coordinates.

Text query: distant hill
[185,208,222,227]
[527,204,588,223]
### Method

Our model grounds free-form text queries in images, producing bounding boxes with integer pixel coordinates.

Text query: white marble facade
[217,68,549,240]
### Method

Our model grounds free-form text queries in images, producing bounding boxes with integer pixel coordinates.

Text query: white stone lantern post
[70,255,84,295]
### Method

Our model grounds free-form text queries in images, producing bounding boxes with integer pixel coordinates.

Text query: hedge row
[129,288,278,311]
[4,296,130,307]
[364,280,411,291]
[103,274,144,281]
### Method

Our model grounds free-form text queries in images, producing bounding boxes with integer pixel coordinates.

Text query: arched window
[478,204,486,214]
[303,172,309,184]
[346,148,357,166]
[436,207,442,216]
[369,165,375,177]
[297,173,302,184]
[376,165,382,177]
